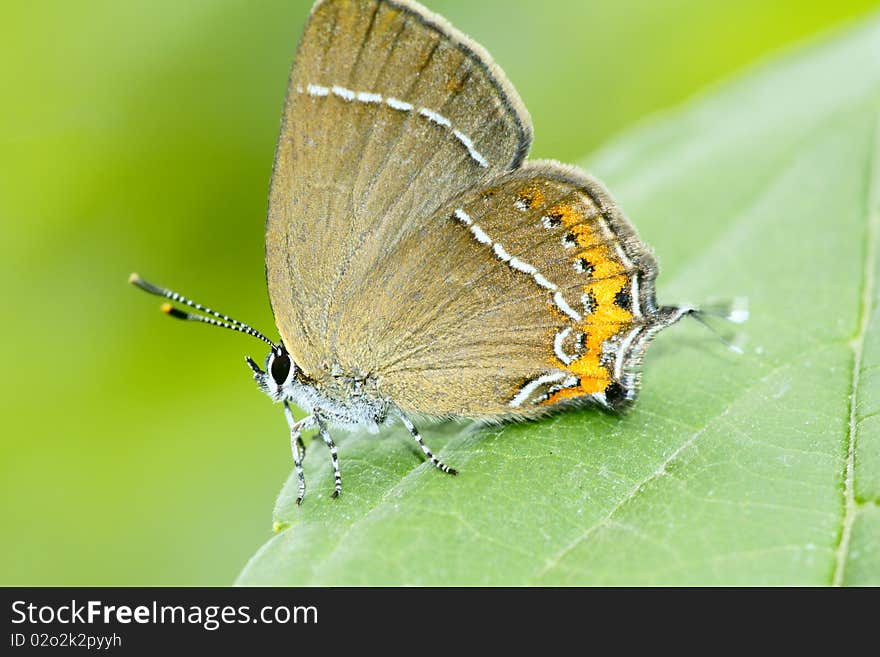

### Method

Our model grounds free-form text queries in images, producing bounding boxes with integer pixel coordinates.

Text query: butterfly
[131,0,742,504]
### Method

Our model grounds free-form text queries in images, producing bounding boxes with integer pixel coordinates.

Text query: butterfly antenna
[128,272,276,349]
[680,297,749,355]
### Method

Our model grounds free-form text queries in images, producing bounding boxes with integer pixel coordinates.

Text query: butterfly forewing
[267,0,532,376]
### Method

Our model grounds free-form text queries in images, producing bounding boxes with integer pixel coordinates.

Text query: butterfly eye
[270,350,292,386]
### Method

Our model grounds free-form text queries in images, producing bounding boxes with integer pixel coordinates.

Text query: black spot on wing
[604,382,626,408]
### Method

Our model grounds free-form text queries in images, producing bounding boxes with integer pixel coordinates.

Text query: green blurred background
[2,0,877,585]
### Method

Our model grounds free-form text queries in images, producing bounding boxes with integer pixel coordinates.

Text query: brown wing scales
[266,0,531,378]
[362,161,659,418]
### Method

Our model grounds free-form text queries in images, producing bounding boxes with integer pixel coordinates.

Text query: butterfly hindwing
[343,161,662,418]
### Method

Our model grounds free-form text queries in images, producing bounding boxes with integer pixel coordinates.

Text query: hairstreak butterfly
[131,0,745,504]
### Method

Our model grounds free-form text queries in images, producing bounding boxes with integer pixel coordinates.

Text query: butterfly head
[246,344,301,402]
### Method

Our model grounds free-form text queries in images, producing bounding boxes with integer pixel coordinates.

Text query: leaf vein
[831,107,880,586]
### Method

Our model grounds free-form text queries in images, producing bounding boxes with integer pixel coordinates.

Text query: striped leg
[395,409,458,476]
[282,402,313,505]
[316,421,343,499]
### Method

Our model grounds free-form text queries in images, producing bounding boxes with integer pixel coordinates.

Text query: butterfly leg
[282,401,313,505]
[395,409,458,476]
[315,419,343,499]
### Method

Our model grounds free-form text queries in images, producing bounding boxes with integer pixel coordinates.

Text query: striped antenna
[129,273,276,349]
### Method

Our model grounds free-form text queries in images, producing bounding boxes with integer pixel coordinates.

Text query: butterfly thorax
[259,348,390,432]
[291,381,389,432]
[312,370,390,432]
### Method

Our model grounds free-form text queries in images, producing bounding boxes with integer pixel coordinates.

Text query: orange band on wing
[542,204,633,403]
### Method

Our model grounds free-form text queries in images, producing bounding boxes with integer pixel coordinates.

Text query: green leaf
[237,15,880,585]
